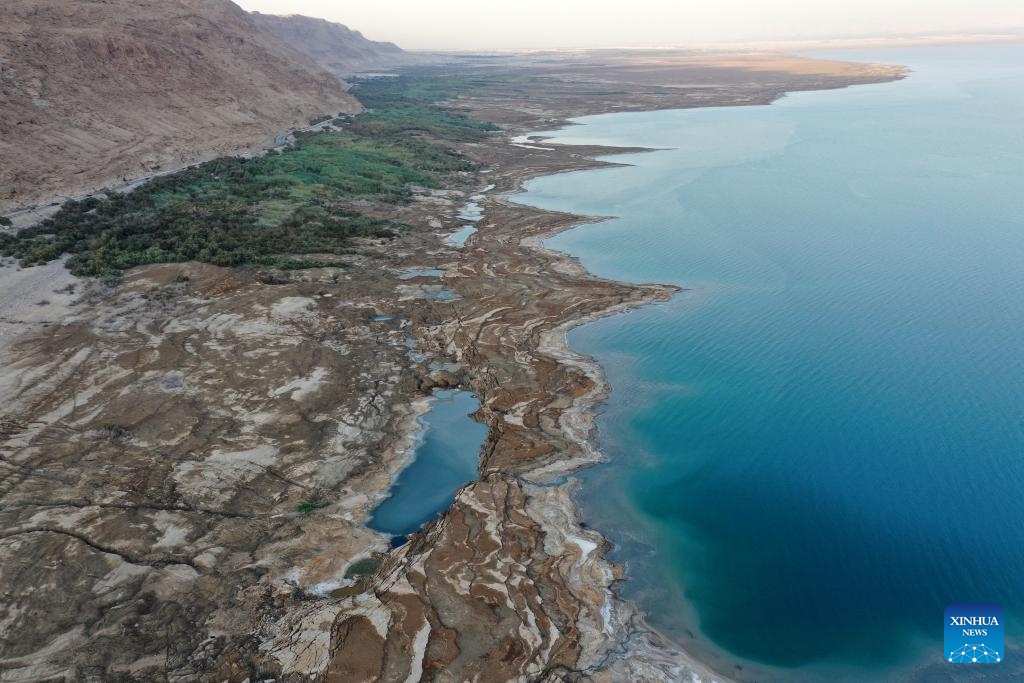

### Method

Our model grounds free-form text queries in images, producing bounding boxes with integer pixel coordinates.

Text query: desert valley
[3,1,1020,682]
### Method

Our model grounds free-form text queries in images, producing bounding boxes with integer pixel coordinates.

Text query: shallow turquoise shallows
[369,390,488,538]
[513,44,1024,682]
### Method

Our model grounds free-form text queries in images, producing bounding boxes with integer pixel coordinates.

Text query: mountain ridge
[0,0,362,211]
[250,11,424,77]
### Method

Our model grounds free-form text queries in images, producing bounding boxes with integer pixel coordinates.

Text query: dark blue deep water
[369,390,487,537]
[514,45,1024,682]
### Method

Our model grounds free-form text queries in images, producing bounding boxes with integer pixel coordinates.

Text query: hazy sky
[235,0,1024,50]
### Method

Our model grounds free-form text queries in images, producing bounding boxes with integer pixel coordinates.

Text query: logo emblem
[945,603,1003,664]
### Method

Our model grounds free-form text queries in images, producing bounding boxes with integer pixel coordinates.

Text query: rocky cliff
[250,12,422,77]
[0,0,361,211]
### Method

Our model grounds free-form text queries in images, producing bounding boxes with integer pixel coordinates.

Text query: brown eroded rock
[250,12,424,77]
[0,53,905,682]
[0,0,361,212]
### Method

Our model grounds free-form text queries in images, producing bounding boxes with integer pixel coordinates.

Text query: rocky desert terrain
[0,0,361,212]
[250,12,423,77]
[0,38,905,682]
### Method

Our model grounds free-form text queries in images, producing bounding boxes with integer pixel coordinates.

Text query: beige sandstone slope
[0,0,362,212]
[250,12,423,77]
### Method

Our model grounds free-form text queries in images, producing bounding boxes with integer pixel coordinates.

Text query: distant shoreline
[0,49,907,680]
[446,54,907,680]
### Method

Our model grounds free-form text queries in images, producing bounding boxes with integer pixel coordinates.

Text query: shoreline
[486,125,727,680]
[0,53,909,680]
[434,66,905,678]
[302,58,906,679]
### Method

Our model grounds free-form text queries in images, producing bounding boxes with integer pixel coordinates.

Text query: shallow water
[369,390,488,538]
[448,225,478,246]
[513,44,1024,682]
[398,267,446,280]
[424,288,456,302]
[458,201,484,222]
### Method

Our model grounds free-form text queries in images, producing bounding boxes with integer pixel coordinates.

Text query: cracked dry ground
[1,59,904,683]
[0,133,669,682]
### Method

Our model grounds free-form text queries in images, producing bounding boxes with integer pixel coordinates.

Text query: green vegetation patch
[349,106,498,142]
[296,500,330,514]
[344,557,382,580]
[328,557,383,600]
[350,72,471,110]
[0,92,492,276]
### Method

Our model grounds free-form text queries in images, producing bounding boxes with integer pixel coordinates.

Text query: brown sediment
[315,133,717,683]
[0,52,905,681]
[313,54,907,682]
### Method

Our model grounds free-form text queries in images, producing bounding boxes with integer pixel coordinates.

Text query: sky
[235,0,1024,50]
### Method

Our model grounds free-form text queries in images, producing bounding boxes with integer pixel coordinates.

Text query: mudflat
[0,50,902,681]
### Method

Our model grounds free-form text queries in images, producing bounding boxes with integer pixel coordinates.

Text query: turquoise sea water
[448,225,478,246]
[369,390,487,538]
[513,44,1024,682]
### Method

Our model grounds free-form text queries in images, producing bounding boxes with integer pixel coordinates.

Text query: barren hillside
[0,0,361,211]
[251,12,422,76]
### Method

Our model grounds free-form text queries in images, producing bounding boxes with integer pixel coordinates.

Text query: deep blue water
[369,390,488,537]
[513,44,1024,682]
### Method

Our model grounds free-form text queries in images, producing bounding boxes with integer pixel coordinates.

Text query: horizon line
[398,32,1024,54]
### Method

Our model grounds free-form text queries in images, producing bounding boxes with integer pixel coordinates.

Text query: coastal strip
[0,53,905,681]
[324,57,908,681]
